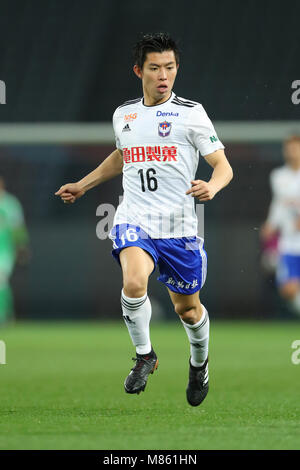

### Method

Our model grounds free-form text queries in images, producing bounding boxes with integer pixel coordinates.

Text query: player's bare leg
[279,280,300,316]
[120,247,158,394]
[168,288,209,406]
[167,289,203,324]
[120,246,154,298]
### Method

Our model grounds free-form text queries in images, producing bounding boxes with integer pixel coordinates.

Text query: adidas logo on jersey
[122,124,131,132]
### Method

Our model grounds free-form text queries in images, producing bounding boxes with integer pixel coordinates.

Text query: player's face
[283,141,300,168]
[134,51,178,106]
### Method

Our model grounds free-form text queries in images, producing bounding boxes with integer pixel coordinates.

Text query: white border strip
[0,121,299,144]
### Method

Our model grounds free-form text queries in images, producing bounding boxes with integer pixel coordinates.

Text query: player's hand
[54,183,85,204]
[186,180,217,201]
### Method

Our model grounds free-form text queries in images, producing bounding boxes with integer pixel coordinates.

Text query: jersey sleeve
[112,109,122,150]
[187,104,224,156]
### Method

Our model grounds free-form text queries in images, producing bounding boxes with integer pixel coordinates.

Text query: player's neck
[289,163,300,171]
[143,90,172,107]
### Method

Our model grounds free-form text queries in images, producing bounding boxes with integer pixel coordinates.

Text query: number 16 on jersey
[138,168,158,192]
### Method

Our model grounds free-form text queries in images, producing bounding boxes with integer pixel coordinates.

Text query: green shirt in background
[0,191,28,260]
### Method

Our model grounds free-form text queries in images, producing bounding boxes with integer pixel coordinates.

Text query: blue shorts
[109,224,207,295]
[276,254,300,285]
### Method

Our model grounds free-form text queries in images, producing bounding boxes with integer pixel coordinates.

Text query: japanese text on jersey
[123,145,178,164]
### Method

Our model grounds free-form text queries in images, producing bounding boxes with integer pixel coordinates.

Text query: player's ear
[133,64,143,80]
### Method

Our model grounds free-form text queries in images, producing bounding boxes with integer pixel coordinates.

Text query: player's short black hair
[133,33,179,69]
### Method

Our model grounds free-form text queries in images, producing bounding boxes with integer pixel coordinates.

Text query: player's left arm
[186,149,233,201]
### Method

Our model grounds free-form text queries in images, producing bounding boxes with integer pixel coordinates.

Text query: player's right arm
[55,148,123,204]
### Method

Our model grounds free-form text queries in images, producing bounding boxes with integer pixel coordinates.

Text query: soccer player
[55,33,233,406]
[0,176,30,323]
[261,135,300,317]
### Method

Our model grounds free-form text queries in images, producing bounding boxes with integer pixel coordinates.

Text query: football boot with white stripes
[186,357,209,406]
[124,349,158,395]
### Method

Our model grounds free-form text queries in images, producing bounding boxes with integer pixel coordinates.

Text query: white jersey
[111,91,224,238]
[267,165,300,254]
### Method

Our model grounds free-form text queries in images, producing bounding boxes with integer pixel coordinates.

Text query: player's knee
[175,304,200,324]
[280,281,300,300]
[123,277,148,298]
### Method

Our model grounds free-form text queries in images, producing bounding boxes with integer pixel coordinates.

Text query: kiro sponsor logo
[157,111,179,117]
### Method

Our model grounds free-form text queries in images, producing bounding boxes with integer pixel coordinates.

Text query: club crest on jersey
[158,121,172,137]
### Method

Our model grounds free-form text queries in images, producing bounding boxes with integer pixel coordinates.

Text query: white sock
[121,289,152,355]
[181,305,210,368]
[289,291,300,316]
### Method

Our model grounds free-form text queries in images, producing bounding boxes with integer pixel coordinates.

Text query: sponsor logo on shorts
[166,277,199,290]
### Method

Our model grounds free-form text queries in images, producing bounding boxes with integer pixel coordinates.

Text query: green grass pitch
[0,320,299,450]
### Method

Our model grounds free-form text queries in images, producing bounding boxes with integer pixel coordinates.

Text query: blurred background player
[261,136,300,317]
[0,176,30,324]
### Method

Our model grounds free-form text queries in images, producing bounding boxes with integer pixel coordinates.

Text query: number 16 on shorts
[120,227,139,245]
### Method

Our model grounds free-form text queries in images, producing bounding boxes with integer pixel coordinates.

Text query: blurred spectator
[0,176,30,324]
[261,136,300,317]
